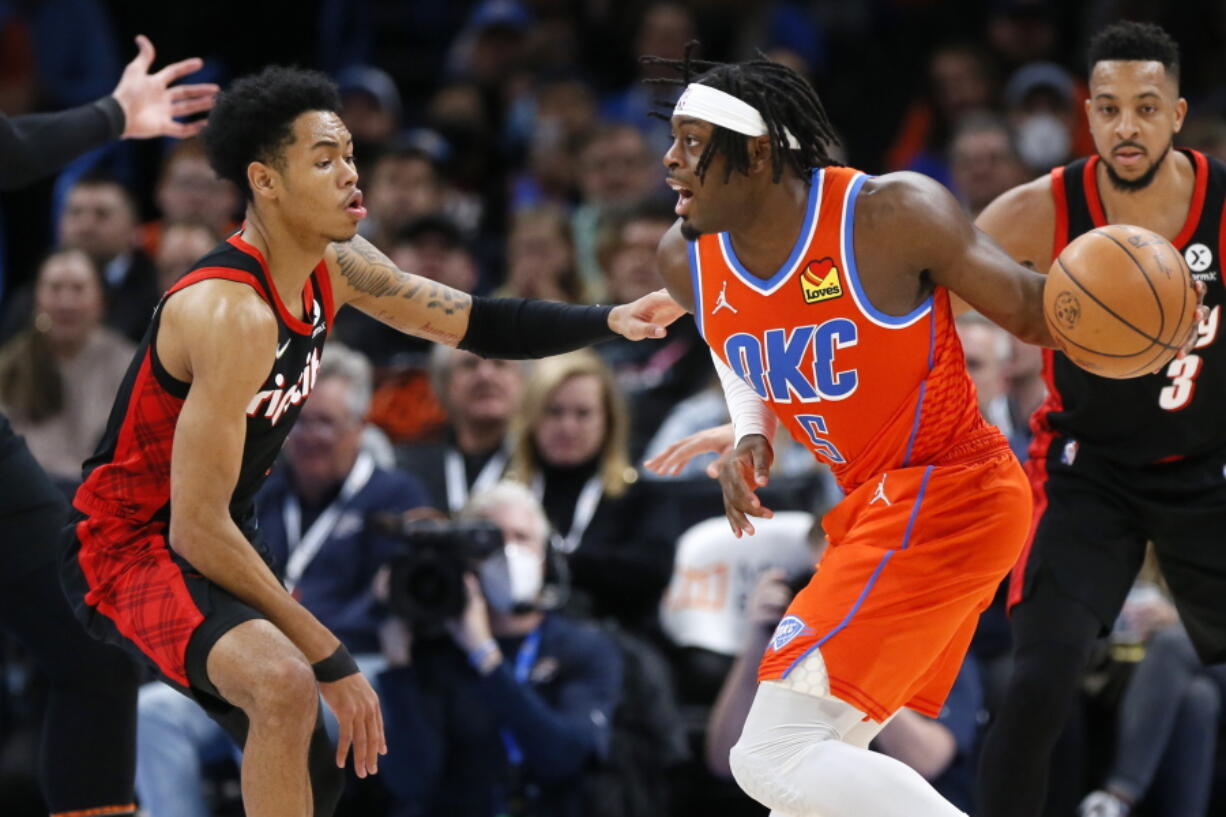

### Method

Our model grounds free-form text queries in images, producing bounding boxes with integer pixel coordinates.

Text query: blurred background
[1,1,1225,815]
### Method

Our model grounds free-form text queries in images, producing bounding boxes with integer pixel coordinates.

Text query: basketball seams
[1090,228,1167,344]
[1055,257,1181,352]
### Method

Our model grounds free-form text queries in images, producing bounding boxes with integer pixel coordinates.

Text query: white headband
[673,83,801,149]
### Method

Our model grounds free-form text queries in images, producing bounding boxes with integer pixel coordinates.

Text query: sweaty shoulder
[974,174,1055,270]
[656,219,695,313]
[158,279,278,385]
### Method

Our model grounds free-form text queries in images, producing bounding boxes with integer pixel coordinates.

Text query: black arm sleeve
[457,297,616,360]
[0,97,125,191]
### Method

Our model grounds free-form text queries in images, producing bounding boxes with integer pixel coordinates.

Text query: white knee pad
[729,681,865,813]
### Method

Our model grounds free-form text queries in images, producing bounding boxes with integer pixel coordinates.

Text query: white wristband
[711,351,778,448]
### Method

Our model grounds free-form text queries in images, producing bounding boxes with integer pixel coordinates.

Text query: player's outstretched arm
[328,236,684,357]
[876,172,1057,348]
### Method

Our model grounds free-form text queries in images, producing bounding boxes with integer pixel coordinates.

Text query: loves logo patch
[801,258,843,304]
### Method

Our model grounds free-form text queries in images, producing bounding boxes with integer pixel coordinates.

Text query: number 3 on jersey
[795,414,846,463]
[1159,305,1220,411]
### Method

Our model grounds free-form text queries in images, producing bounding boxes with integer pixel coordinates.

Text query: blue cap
[466,0,532,32]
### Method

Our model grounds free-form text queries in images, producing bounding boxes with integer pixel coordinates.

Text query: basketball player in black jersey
[0,36,215,817]
[59,66,684,817]
[973,22,1226,817]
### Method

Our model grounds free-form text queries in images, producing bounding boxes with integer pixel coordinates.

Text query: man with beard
[973,21,1226,817]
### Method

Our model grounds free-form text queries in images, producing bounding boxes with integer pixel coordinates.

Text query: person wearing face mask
[376,480,622,817]
[507,350,673,634]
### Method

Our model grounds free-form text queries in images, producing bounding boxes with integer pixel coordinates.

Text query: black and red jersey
[1032,149,1226,465]
[73,233,335,527]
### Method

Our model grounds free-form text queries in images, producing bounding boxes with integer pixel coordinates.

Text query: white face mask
[1016,113,1070,171]
[479,544,545,613]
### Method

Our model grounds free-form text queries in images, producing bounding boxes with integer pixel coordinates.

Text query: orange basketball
[1043,224,1197,379]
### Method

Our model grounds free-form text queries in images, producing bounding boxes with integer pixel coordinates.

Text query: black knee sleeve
[307,706,346,817]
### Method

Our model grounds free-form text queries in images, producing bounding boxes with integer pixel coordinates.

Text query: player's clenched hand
[608,289,687,340]
[643,423,734,477]
[319,672,386,778]
[718,434,774,537]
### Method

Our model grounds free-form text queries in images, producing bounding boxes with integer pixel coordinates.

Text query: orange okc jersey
[691,166,1000,492]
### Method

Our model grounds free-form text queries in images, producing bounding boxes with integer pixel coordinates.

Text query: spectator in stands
[377,480,621,817]
[399,345,525,514]
[594,199,708,458]
[337,65,403,158]
[134,345,427,817]
[498,205,588,303]
[1079,593,1225,817]
[572,124,657,294]
[153,219,219,294]
[0,247,133,489]
[1004,61,1080,173]
[509,77,598,211]
[885,41,998,187]
[140,139,238,257]
[59,173,160,341]
[360,142,447,251]
[508,351,672,633]
[332,215,479,444]
[949,113,1031,217]
[600,2,694,158]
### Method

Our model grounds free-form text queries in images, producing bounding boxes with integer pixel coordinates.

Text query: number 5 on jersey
[795,414,846,464]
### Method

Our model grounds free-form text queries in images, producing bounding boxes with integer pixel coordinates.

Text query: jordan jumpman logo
[869,473,892,506]
[713,281,738,314]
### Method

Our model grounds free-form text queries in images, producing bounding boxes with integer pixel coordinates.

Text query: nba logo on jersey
[800,258,844,304]
[770,615,812,652]
[1062,439,1079,466]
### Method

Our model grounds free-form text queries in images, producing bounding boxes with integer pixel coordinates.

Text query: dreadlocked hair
[641,41,840,184]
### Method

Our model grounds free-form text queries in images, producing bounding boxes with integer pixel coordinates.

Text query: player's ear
[1173,97,1188,133]
[247,161,277,201]
[748,134,772,173]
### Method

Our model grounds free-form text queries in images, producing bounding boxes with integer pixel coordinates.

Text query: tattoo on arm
[333,237,472,316]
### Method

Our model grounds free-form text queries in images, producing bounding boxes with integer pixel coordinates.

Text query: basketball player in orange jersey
[59,66,683,817]
[643,47,1202,817]
[973,22,1226,817]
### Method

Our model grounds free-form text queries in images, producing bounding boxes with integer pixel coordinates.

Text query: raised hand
[112,35,218,140]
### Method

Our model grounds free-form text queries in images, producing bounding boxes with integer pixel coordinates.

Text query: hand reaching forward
[608,289,688,340]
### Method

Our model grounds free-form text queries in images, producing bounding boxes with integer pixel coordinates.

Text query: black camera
[374,516,505,634]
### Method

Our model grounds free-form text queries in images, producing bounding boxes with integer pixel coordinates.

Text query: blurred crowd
[2,0,1226,815]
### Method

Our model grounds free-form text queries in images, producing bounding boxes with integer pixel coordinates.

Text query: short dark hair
[1088,21,1180,84]
[642,43,841,184]
[203,66,341,200]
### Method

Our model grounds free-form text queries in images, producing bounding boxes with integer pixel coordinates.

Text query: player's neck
[1096,148,1194,234]
[241,208,328,316]
[725,174,810,281]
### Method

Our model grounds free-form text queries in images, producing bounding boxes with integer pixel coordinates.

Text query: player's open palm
[112,35,218,139]
[320,672,386,779]
[718,434,774,538]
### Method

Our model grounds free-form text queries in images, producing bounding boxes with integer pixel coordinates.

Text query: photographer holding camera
[377,480,622,817]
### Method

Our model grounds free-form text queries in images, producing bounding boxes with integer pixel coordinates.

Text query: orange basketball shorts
[758,450,1031,721]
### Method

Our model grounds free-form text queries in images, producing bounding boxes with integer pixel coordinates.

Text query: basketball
[1043,224,1198,379]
